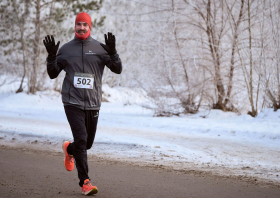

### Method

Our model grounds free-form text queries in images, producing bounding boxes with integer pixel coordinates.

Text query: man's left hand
[100,32,117,55]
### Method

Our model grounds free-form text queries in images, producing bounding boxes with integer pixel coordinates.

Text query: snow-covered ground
[0,84,280,184]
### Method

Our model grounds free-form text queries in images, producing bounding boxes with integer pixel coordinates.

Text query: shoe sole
[62,141,73,171]
[82,188,98,195]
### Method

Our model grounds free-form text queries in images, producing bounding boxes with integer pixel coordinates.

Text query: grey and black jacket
[46,36,122,110]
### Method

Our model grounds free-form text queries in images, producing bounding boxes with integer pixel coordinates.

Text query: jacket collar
[74,36,93,44]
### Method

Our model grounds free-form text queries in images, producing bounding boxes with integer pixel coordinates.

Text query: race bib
[73,72,94,89]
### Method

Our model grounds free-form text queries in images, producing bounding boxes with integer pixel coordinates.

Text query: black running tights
[64,105,99,187]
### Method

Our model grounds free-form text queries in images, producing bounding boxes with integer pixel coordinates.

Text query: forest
[1,0,280,117]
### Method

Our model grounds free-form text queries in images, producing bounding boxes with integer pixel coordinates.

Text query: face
[75,22,90,35]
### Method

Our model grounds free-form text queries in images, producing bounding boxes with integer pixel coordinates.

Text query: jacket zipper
[82,41,84,73]
[82,41,85,110]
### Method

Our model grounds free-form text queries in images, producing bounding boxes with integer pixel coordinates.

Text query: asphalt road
[0,145,279,198]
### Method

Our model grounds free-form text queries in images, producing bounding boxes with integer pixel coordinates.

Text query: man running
[43,12,122,195]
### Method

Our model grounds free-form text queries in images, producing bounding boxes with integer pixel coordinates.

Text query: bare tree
[257,0,280,111]
[183,0,239,111]
[140,0,204,115]
[224,0,245,110]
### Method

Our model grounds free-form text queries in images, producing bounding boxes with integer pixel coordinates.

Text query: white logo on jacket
[85,50,95,55]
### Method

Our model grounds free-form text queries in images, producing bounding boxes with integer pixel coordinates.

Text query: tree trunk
[247,0,257,116]
[14,0,29,93]
[224,0,245,109]
[16,29,27,93]
[30,0,41,94]
[205,0,225,110]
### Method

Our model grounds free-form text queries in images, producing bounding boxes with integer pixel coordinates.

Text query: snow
[0,84,280,184]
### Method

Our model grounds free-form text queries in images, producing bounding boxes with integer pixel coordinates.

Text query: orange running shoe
[62,141,74,171]
[81,179,98,195]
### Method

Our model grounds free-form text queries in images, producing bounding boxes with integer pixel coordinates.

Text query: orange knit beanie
[75,12,91,29]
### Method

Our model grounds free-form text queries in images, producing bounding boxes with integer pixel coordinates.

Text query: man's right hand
[43,35,60,56]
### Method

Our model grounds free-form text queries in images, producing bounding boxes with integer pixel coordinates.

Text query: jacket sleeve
[46,50,64,79]
[104,53,122,74]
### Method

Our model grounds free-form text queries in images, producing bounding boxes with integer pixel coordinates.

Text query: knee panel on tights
[74,139,87,152]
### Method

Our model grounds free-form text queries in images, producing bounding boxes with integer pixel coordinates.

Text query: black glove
[100,32,117,55]
[43,35,60,56]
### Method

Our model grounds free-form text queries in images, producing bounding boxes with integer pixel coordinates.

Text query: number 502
[77,78,91,85]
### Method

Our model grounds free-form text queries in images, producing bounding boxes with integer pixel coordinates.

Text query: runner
[43,12,122,195]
